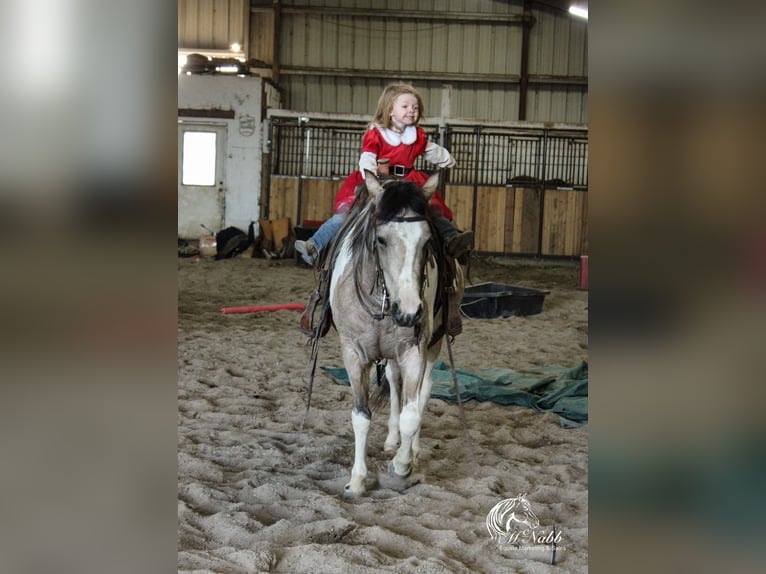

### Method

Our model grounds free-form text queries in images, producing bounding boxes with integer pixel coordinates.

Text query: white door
[178,123,226,238]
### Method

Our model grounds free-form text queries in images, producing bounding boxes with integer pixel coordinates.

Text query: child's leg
[295,213,346,265]
[433,215,458,241]
[310,213,345,252]
[433,215,474,258]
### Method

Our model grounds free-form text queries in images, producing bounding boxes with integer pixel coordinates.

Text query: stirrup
[300,290,321,337]
[446,288,463,336]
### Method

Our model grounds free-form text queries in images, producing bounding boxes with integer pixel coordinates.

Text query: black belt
[393,164,413,177]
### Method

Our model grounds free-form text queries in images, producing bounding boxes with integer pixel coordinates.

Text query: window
[182,131,217,186]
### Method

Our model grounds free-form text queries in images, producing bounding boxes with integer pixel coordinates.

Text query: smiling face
[389,93,420,133]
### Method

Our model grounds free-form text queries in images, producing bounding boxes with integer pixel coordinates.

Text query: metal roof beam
[265,5,532,24]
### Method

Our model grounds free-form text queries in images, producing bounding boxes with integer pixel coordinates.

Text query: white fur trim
[359,151,378,174]
[376,125,417,146]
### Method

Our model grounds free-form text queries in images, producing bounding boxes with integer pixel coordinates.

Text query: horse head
[507,494,540,530]
[487,494,541,540]
[363,170,440,328]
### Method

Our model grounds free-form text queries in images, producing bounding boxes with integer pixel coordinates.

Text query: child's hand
[439,156,456,169]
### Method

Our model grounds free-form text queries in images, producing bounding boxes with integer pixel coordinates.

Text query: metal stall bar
[537,129,549,257]
[472,127,482,234]
[571,137,588,189]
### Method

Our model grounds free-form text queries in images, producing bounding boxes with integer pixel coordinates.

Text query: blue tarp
[321,360,588,428]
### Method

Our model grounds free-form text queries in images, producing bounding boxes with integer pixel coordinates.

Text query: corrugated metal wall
[180,1,587,124]
[179,0,250,51]
[268,0,586,123]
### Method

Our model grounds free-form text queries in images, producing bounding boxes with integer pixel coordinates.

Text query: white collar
[374,124,417,146]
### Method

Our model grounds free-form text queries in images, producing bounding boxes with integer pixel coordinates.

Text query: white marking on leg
[384,365,401,452]
[392,401,420,477]
[412,346,439,464]
[345,410,370,496]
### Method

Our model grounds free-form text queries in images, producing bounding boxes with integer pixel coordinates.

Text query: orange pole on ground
[221,304,306,315]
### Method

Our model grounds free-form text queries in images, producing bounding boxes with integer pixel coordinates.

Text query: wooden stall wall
[541,189,588,256]
[445,184,474,240]
[510,187,544,255]
[446,185,543,256]
[266,176,298,222]
[269,180,588,258]
[266,115,587,259]
[267,176,339,226]
[298,178,338,224]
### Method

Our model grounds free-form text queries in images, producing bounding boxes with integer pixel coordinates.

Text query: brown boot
[445,231,474,259]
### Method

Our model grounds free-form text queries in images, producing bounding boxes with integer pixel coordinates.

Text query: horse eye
[377,237,387,247]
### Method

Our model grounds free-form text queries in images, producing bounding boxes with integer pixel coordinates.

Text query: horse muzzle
[390,301,423,328]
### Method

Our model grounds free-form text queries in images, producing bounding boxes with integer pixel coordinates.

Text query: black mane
[328,178,438,317]
[375,180,430,222]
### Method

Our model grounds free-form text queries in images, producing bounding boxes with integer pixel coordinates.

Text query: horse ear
[364,169,384,198]
[422,170,440,201]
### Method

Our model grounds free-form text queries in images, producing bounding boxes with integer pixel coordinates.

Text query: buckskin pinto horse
[319,170,465,498]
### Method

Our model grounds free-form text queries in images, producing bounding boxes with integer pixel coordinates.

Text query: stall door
[178,123,226,238]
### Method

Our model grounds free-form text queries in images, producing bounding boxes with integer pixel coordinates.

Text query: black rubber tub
[460,282,549,319]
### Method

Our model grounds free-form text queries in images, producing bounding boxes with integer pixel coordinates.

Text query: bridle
[365,213,434,324]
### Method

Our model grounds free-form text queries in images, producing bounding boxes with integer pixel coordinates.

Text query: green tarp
[321,360,588,428]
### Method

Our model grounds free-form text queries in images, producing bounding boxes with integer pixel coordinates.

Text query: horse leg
[342,350,371,499]
[390,350,427,478]
[411,341,442,463]
[384,362,401,452]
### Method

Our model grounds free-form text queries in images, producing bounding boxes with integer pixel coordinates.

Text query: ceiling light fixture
[569,5,588,20]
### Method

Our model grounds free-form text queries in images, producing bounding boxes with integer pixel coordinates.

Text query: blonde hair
[372,83,426,129]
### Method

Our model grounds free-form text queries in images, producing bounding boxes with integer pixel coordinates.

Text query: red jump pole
[221,304,306,315]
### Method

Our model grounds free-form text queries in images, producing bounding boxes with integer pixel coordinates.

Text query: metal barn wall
[527,4,588,123]
[179,0,250,51]
[247,0,587,124]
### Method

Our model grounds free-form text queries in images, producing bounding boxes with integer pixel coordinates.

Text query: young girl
[295,83,473,266]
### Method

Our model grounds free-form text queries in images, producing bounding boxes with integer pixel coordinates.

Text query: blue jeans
[311,213,457,254]
[310,213,346,253]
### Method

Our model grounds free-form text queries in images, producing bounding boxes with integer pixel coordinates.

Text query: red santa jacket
[333,124,454,221]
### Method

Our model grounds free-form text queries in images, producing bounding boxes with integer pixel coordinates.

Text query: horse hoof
[343,483,363,499]
[387,461,411,479]
[384,442,398,453]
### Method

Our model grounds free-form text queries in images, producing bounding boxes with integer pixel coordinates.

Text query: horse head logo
[486,493,540,542]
